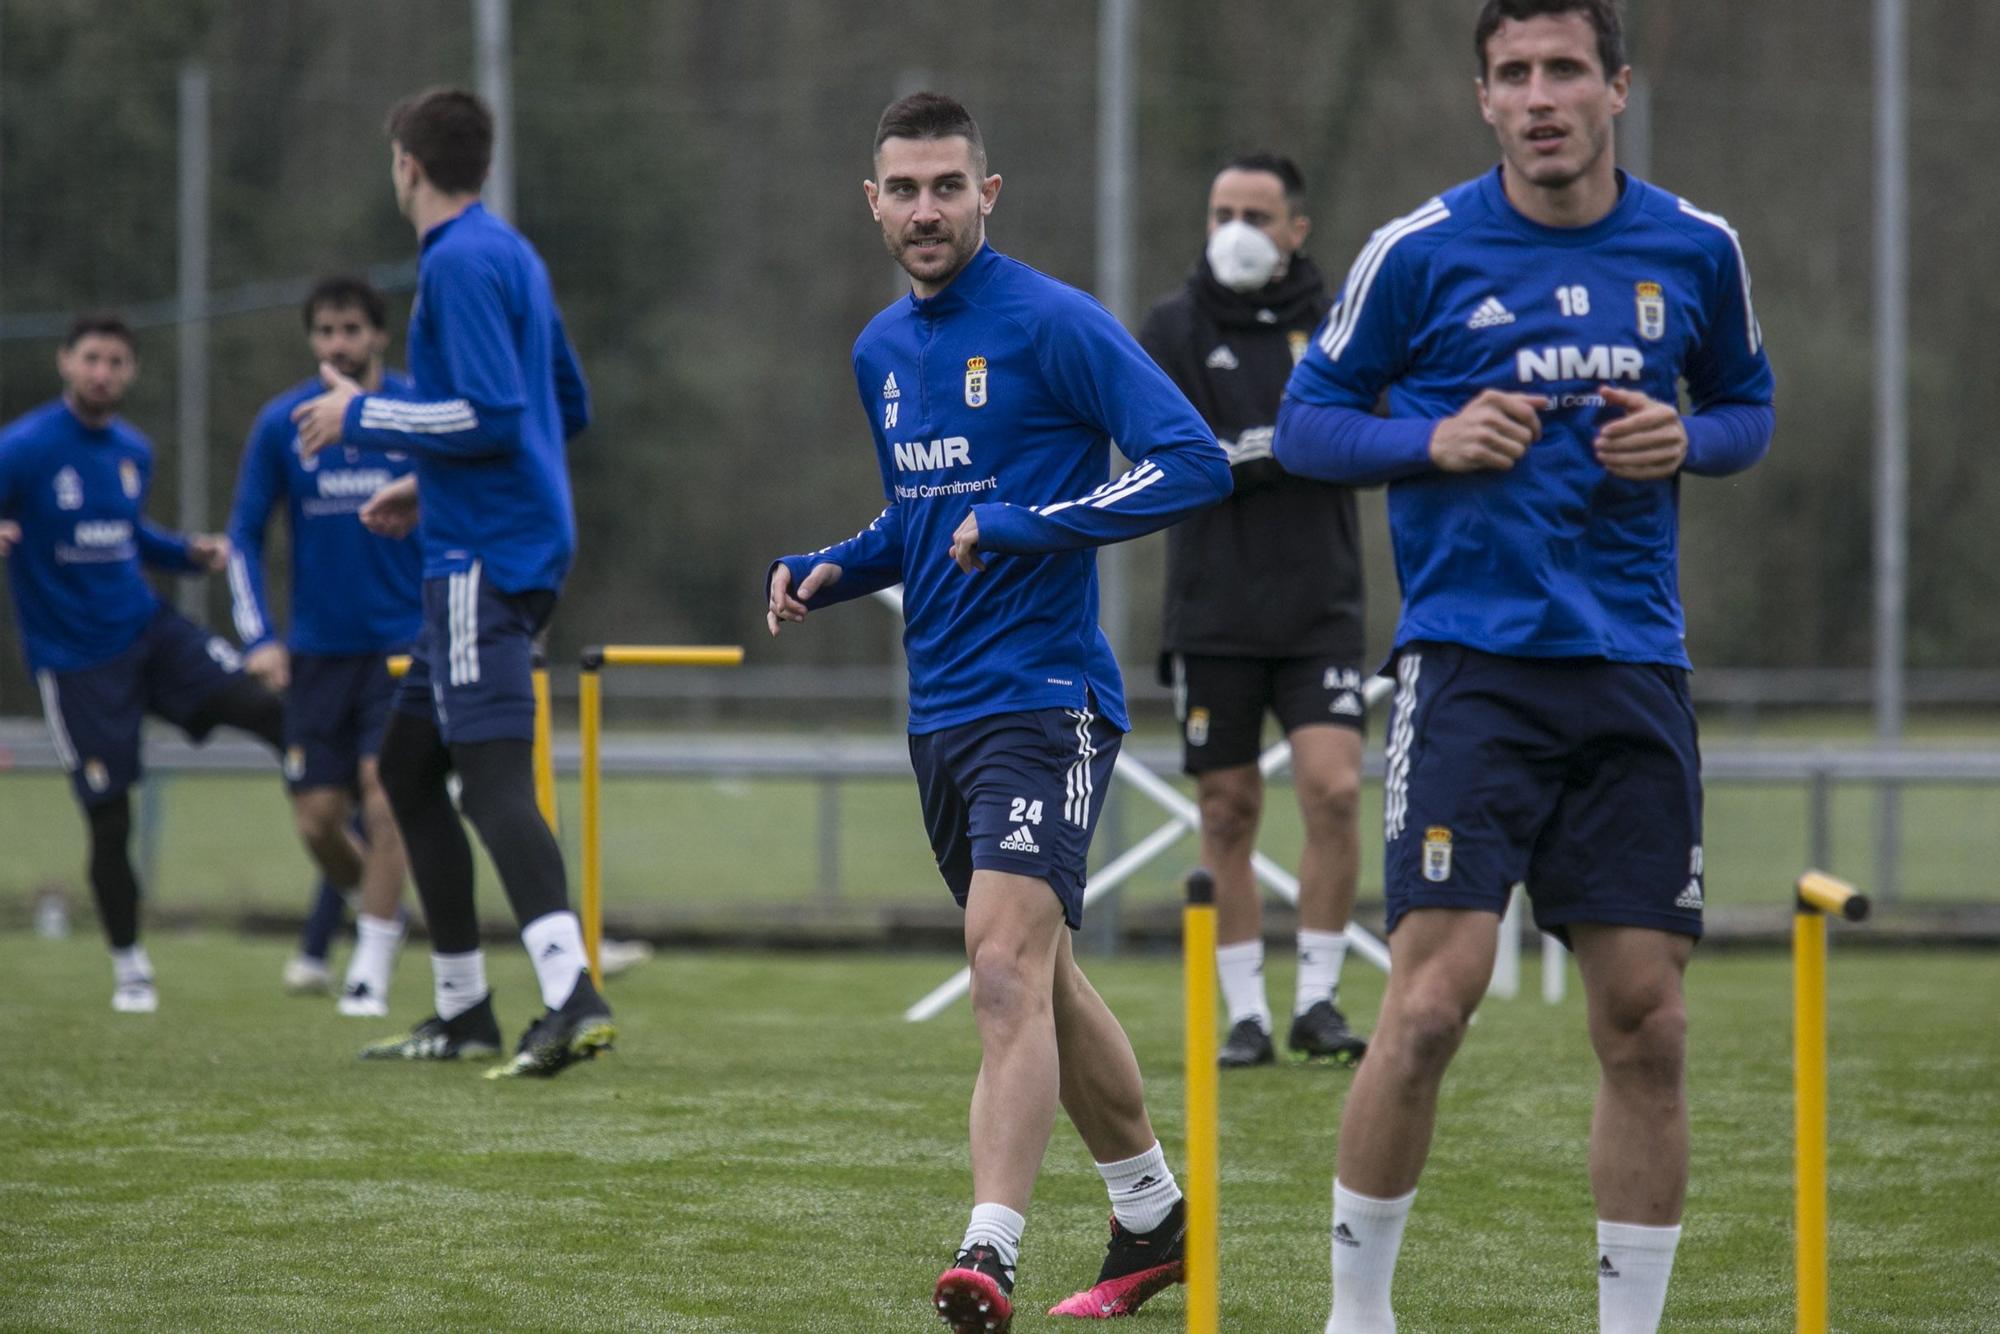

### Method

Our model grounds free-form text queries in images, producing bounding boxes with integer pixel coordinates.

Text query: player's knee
[1386,989,1474,1073]
[1592,993,1687,1087]
[87,794,133,853]
[1298,770,1361,835]
[292,792,345,847]
[968,941,1050,1028]
[1197,783,1261,850]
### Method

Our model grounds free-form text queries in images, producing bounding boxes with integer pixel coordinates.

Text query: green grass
[2,934,1994,1330]
[2,763,1997,926]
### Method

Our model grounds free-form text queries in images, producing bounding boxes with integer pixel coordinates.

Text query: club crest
[1288,330,1310,365]
[1635,281,1666,341]
[54,466,83,510]
[1423,825,1453,882]
[119,459,142,499]
[964,356,988,409]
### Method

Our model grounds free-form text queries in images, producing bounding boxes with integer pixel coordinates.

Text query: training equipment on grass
[577,644,746,981]
[1793,869,1870,1334]
[1182,870,1220,1334]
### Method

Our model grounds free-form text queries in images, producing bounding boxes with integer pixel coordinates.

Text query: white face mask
[1206,220,1283,292]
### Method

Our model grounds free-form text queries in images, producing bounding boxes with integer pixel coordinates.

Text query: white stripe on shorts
[37,670,78,771]
[1064,708,1096,827]
[1383,652,1422,843]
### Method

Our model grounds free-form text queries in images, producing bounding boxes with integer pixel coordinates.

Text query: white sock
[1215,939,1271,1031]
[111,944,153,985]
[1097,1141,1183,1235]
[344,913,406,996]
[1597,1219,1681,1334]
[431,949,487,1021]
[521,911,588,1010]
[1296,928,1350,1015]
[1328,1180,1415,1334]
[960,1202,1024,1271]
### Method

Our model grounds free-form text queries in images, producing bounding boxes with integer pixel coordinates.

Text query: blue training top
[1276,167,1775,668]
[226,370,424,656]
[0,399,200,673]
[339,203,591,594]
[775,243,1231,734]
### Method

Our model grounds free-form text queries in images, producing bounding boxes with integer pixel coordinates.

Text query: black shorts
[1169,652,1367,774]
[1381,642,1705,944]
[36,605,244,807]
[284,651,402,791]
[908,705,1123,930]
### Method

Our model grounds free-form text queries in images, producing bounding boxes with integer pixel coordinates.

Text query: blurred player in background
[0,316,357,1012]
[1274,3,1775,1329]
[1140,153,1370,1071]
[292,88,599,1078]
[227,276,422,1017]
[768,92,1231,1331]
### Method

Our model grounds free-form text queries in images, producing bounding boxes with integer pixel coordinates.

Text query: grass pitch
[3,934,1995,1331]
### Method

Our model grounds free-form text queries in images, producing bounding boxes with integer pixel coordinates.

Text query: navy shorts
[394,562,555,745]
[284,651,401,791]
[1381,642,1705,943]
[36,604,244,807]
[909,706,1123,929]
[1170,652,1368,774]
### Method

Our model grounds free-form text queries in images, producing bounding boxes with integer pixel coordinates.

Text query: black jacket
[1139,254,1365,663]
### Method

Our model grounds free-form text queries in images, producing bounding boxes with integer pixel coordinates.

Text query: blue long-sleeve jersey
[225,370,424,655]
[775,244,1231,733]
[1275,168,1775,668]
[0,399,201,673]
[338,203,591,594]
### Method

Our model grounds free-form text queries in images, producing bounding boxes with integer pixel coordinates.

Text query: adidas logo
[1130,1174,1159,1191]
[1468,295,1516,329]
[1600,1255,1620,1279]
[882,372,900,400]
[1333,1223,1360,1249]
[1331,691,1364,717]
[541,941,566,959]
[1204,345,1239,371]
[1676,878,1705,910]
[998,825,1041,854]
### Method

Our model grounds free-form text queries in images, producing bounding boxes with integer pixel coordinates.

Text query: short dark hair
[873,91,987,177]
[63,313,136,353]
[1222,153,1308,214]
[1474,0,1626,80]
[302,276,388,332]
[385,87,493,194]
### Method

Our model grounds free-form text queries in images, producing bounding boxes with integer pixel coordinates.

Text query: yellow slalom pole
[531,665,559,834]
[578,660,603,985]
[598,645,745,668]
[1792,871,1866,1334]
[1183,869,1220,1334]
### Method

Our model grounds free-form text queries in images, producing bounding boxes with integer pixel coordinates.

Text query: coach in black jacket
[1140,154,1370,1070]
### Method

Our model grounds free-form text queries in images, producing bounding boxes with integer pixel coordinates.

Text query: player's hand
[290,362,365,457]
[0,521,19,556]
[1429,389,1548,472]
[1593,385,1688,481]
[245,642,290,692]
[767,561,841,635]
[360,475,420,537]
[187,533,231,573]
[949,511,985,573]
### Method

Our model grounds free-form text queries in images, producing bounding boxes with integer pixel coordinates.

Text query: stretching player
[768,93,1231,1331]
[0,316,352,1012]
[1273,3,1775,1330]
[1140,153,1369,1069]
[292,88,600,1077]
[228,276,422,1017]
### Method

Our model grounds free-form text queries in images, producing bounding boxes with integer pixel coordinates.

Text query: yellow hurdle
[1792,869,1869,1334]
[577,644,746,982]
[388,654,560,836]
[1182,869,1221,1334]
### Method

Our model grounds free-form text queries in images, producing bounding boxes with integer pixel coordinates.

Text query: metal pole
[1872,0,1907,902]
[176,63,210,619]
[1094,0,1136,665]
[474,0,515,222]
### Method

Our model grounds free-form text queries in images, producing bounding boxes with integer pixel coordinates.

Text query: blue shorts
[36,605,244,807]
[1381,642,1705,943]
[284,651,402,791]
[394,563,555,745]
[909,706,1123,930]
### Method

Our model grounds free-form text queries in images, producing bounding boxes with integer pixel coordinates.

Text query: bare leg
[1289,725,1362,935]
[292,787,363,890]
[1200,764,1265,947]
[1051,929,1155,1162]
[963,870,1066,1212]
[354,758,408,921]
[1334,909,1498,1196]
[1572,924,1694,1224]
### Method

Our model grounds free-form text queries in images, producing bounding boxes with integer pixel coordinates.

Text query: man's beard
[888,219,980,286]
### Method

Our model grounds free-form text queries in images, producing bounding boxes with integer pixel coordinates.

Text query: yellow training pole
[1792,871,1867,1334]
[1183,869,1220,1334]
[598,645,745,668]
[531,666,559,834]
[578,661,604,985]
